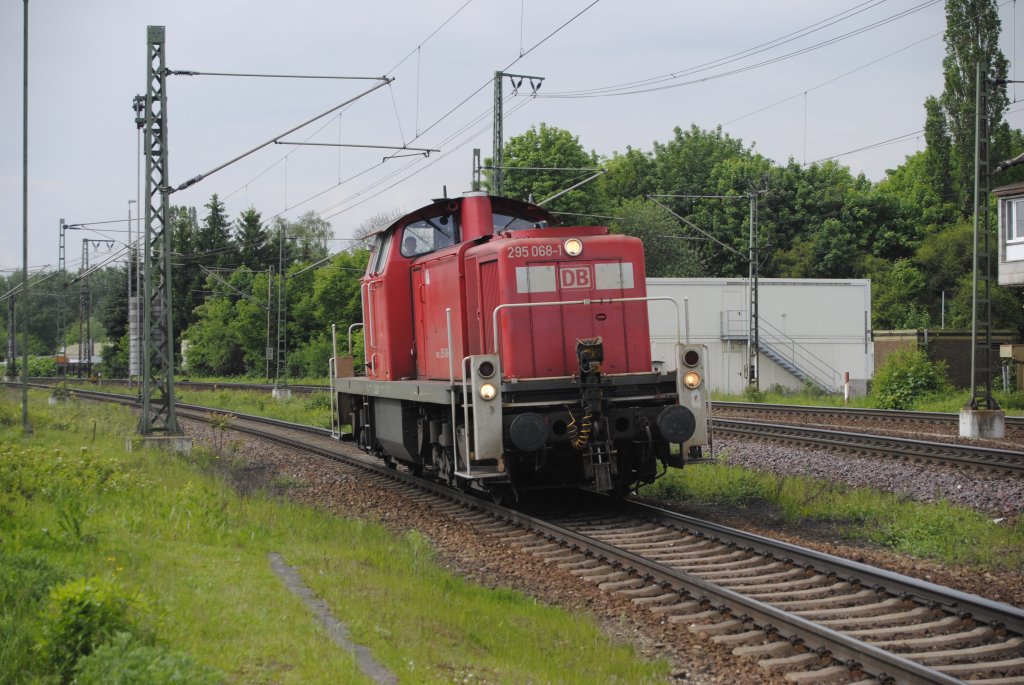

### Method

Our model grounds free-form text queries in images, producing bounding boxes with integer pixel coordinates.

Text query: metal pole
[970,62,981,408]
[21,0,30,432]
[472,148,481,191]
[750,192,760,390]
[490,72,544,197]
[492,72,503,196]
[58,219,66,380]
[275,227,286,388]
[127,200,135,388]
[79,240,88,379]
[139,25,181,436]
[266,265,272,381]
[134,97,144,393]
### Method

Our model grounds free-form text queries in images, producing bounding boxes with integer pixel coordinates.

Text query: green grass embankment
[639,458,1024,571]
[1,391,669,684]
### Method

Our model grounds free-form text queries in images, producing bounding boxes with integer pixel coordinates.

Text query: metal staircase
[721,310,839,393]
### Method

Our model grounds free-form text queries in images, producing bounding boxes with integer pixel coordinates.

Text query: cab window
[493,212,547,231]
[366,231,392,275]
[400,215,458,257]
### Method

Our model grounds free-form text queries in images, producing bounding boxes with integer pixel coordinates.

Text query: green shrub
[75,633,224,685]
[29,356,58,377]
[872,348,952,410]
[37,576,143,681]
[0,444,132,501]
[0,551,64,611]
[742,384,765,403]
[997,390,1024,410]
[0,552,66,683]
[0,401,16,427]
[303,391,331,411]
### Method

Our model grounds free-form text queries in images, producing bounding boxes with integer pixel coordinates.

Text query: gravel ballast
[718,437,1024,517]
[181,418,1023,682]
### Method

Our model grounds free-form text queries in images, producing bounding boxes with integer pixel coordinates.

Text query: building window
[1012,199,1024,242]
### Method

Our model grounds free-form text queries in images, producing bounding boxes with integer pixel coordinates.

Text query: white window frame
[1010,198,1024,243]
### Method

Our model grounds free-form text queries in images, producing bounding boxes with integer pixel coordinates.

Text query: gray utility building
[646,278,873,395]
[995,181,1024,287]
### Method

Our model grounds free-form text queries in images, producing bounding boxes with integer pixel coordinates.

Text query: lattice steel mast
[138,26,180,436]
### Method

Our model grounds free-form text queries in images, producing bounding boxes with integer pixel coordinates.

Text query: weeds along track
[27,377,328,395]
[30,385,1024,684]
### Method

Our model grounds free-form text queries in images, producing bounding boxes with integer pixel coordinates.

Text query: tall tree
[288,211,333,264]
[197,194,234,268]
[652,125,749,205]
[169,205,202,345]
[610,198,701,278]
[494,123,602,221]
[922,95,956,207]
[597,147,656,209]
[939,0,1009,213]
[235,208,268,271]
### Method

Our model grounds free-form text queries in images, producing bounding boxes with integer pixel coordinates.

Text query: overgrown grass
[52,380,334,429]
[175,387,333,429]
[640,457,1024,571]
[713,387,1024,416]
[1,389,669,684]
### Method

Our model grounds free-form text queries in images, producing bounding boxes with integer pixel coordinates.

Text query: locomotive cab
[334,192,711,499]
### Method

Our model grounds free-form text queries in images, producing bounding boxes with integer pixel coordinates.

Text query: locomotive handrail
[362,282,377,350]
[446,308,460,476]
[347,323,364,356]
[491,296,683,365]
[460,356,474,476]
[328,357,339,439]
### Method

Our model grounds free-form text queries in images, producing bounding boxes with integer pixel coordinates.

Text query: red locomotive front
[462,228,652,379]
[336,191,710,499]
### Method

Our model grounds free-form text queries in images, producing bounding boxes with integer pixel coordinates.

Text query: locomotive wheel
[608,478,633,499]
[438,448,456,486]
[487,485,513,506]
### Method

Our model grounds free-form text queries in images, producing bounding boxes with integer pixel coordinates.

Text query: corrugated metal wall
[646,278,872,395]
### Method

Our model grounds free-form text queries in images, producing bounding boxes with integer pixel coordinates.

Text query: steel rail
[716,400,1024,430]
[614,497,1024,635]
[496,506,966,685]
[715,418,1024,475]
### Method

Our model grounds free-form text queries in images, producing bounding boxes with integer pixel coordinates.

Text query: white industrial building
[646,278,873,395]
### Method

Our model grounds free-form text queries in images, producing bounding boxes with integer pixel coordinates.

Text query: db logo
[559,265,592,289]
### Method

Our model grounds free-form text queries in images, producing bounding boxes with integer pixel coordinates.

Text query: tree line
[2,0,1022,379]
[492,0,1024,335]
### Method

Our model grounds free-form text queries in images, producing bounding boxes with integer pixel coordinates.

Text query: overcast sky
[2,0,1023,275]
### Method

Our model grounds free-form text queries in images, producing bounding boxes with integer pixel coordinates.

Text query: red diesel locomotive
[333,191,711,499]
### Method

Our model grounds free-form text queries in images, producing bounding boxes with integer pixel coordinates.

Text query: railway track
[21,385,1024,683]
[714,418,1024,477]
[20,378,1024,476]
[715,401,1024,433]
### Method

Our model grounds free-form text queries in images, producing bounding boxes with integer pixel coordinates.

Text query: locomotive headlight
[479,383,498,401]
[563,238,583,257]
[682,371,702,390]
